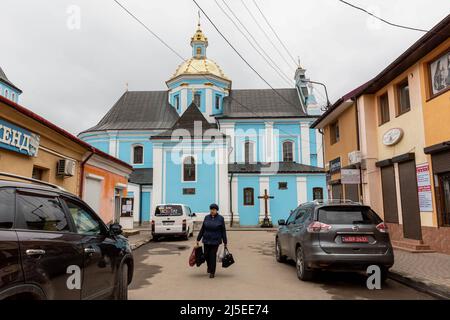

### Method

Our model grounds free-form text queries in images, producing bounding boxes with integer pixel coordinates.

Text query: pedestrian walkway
[126,229,152,250]
[390,249,450,299]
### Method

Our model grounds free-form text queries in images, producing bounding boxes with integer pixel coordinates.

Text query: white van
[151,204,195,240]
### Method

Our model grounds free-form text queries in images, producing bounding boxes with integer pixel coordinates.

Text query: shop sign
[0,118,40,157]
[416,163,433,212]
[341,169,360,185]
[329,157,341,174]
[382,128,403,146]
[121,198,134,217]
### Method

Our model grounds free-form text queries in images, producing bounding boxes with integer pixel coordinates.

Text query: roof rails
[0,172,67,192]
[311,199,362,205]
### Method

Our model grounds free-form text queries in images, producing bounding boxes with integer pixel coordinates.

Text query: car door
[0,188,23,296]
[61,196,122,300]
[288,207,313,256]
[14,189,84,300]
[186,206,194,232]
[278,209,298,257]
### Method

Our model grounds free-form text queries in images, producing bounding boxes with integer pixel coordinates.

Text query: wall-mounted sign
[429,50,450,96]
[0,118,40,157]
[416,163,433,212]
[348,150,362,165]
[121,198,134,217]
[329,157,341,174]
[382,128,404,146]
[341,169,361,185]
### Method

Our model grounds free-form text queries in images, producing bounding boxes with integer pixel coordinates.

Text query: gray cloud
[1,0,448,134]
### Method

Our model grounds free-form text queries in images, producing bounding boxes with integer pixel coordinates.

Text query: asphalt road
[129,230,433,300]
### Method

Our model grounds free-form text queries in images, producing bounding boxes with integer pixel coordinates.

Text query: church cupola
[191,23,208,59]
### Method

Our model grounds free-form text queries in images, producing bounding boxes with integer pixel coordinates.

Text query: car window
[286,208,299,225]
[64,198,103,235]
[155,205,183,216]
[294,209,308,224]
[318,206,382,225]
[0,188,15,229]
[17,193,69,232]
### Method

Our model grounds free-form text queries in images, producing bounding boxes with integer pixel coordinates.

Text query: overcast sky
[1,0,448,134]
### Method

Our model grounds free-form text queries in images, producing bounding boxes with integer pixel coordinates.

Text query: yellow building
[312,15,450,254]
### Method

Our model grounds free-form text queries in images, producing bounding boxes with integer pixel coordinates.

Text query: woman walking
[196,203,228,278]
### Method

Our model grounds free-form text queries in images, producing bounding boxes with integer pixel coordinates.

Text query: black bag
[195,246,205,267]
[222,247,235,268]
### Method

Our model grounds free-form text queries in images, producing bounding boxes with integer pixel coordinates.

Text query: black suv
[0,173,133,300]
[275,200,394,281]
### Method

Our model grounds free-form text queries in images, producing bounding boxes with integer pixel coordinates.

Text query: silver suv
[275,200,394,282]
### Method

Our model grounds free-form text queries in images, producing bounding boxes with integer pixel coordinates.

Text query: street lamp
[300,79,332,110]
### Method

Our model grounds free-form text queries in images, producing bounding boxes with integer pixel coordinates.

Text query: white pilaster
[300,122,311,165]
[265,122,274,163]
[181,88,188,113]
[151,146,163,212]
[296,176,308,205]
[220,122,235,163]
[231,176,239,222]
[108,131,118,157]
[316,130,324,168]
[205,88,213,123]
[217,146,230,219]
[259,176,270,221]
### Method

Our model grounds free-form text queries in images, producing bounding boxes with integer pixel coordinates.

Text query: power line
[252,0,298,66]
[111,0,321,149]
[192,0,304,113]
[213,0,292,86]
[338,0,429,33]
[218,0,293,86]
[240,0,296,71]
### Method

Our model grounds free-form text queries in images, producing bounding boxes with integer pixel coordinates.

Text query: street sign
[341,169,360,184]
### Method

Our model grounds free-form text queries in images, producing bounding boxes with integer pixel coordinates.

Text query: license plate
[342,236,369,243]
[163,221,174,225]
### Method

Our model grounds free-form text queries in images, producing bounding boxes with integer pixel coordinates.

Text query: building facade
[79,23,327,226]
[312,15,450,254]
[0,67,21,104]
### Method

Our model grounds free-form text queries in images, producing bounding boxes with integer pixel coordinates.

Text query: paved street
[129,231,433,300]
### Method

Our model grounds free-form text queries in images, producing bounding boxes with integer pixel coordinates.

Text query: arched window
[313,187,324,200]
[196,47,202,56]
[244,141,255,163]
[194,92,201,107]
[183,156,196,182]
[243,188,254,206]
[282,141,294,162]
[133,145,144,164]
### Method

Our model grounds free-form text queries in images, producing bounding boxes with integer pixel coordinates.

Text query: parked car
[0,173,133,300]
[151,204,195,241]
[275,200,394,281]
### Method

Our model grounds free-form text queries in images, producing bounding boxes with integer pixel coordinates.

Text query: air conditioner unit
[57,159,76,177]
[348,151,362,165]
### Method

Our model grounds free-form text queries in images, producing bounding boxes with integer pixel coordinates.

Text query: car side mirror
[191,213,196,217]
[278,219,286,226]
[110,223,123,236]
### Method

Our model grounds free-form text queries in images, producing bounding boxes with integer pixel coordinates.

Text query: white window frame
[131,144,144,165]
[181,154,197,183]
[244,140,256,163]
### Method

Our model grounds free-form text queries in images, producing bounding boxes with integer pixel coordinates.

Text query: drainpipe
[139,184,143,226]
[353,97,364,203]
[229,172,234,227]
[79,150,94,199]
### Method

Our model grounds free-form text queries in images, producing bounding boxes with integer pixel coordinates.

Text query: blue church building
[78,23,327,226]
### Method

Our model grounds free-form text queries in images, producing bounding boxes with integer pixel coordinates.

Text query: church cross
[258,189,274,221]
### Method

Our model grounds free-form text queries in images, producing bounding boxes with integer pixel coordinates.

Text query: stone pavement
[390,249,450,299]
[126,228,152,250]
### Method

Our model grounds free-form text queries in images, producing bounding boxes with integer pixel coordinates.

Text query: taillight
[182,219,187,231]
[376,222,388,233]
[307,221,332,233]
[151,220,155,232]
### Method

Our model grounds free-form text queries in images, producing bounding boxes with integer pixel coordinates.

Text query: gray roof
[229,162,325,174]
[129,168,153,185]
[219,88,309,119]
[81,91,179,133]
[0,67,22,93]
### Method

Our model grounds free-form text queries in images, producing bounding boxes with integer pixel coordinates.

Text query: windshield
[155,205,183,216]
[318,206,382,225]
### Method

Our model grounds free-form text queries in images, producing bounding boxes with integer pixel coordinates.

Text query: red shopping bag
[189,247,196,267]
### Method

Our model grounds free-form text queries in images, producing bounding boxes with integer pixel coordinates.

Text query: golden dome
[170,57,230,81]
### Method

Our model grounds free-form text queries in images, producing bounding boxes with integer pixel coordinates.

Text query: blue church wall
[164,150,216,213]
[275,123,301,162]
[0,82,20,103]
[167,78,230,90]
[237,176,260,226]
[269,175,298,224]
[141,191,151,221]
[211,90,225,115]
[118,140,153,168]
[83,140,110,154]
[235,123,265,163]
[306,174,328,201]
[309,128,318,167]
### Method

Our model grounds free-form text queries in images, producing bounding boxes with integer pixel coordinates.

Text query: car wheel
[275,238,286,263]
[115,263,128,300]
[296,246,314,281]
[189,228,194,237]
[153,235,159,242]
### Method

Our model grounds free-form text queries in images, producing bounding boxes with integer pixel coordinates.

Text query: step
[123,229,141,237]
[392,240,435,253]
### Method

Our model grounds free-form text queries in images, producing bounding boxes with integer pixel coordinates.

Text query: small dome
[170,57,230,81]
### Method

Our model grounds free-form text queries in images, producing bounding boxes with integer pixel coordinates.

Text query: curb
[389,271,450,300]
[130,236,152,251]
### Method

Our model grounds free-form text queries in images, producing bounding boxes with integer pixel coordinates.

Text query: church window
[278,182,288,190]
[174,95,180,110]
[4,89,8,98]
[196,47,202,56]
[183,156,196,182]
[243,188,254,206]
[215,95,220,110]
[282,141,294,162]
[313,187,324,200]
[194,93,201,108]
[244,141,255,163]
[133,145,144,164]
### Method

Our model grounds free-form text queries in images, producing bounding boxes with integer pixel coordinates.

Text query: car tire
[153,235,159,242]
[296,246,314,281]
[115,263,128,300]
[275,238,286,263]
[189,228,194,237]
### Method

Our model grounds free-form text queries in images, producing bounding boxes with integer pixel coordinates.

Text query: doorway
[439,173,450,226]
